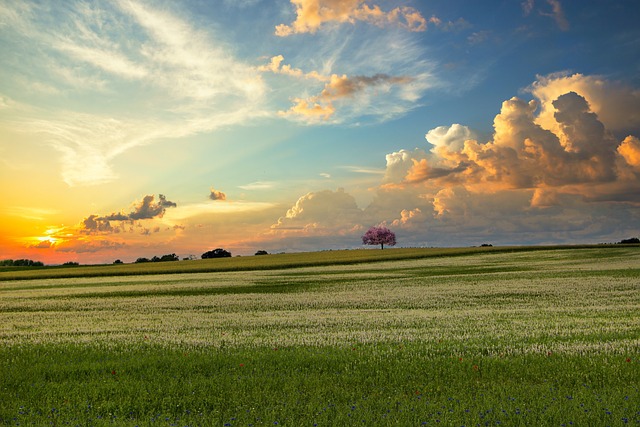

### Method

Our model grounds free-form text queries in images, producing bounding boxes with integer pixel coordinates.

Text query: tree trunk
[381,243,384,250]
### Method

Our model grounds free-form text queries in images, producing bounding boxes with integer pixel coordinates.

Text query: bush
[202,248,232,259]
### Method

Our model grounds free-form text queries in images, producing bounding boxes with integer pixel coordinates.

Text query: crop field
[1,246,639,426]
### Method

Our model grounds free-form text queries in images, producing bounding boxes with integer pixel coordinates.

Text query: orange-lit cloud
[528,72,640,135]
[209,187,227,201]
[378,74,640,228]
[260,54,416,121]
[279,73,413,121]
[618,136,640,169]
[275,0,431,36]
[258,55,328,81]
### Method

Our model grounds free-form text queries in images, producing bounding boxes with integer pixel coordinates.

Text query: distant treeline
[134,254,180,263]
[618,237,640,244]
[0,259,44,267]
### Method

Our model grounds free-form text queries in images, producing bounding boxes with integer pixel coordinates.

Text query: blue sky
[1,0,639,263]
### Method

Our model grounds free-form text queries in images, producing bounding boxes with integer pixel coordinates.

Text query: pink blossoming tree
[362,225,396,250]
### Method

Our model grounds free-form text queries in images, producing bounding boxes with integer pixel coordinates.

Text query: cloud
[0,1,266,186]
[275,0,430,36]
[528,72,640,136]
[341,166,385,175]
[4,206,60,221]
[55,40,148,80]
[383,148,428,184]
[209,188,227,201]
[130,194,176,219]
[426,123,477,152]
[258,55,328,81]
[81,194,176,233]
[543,0,569,31]
[238,181,276,190]
[259,54,420,122]
[366,73,640,246]
[522,0,569,30]
[401,91,634,195]
[280,73,414,121]
[521,0,535,15]
[166,201,277,221]
[271,188,365,235]
[55,238,126,253]
[618,136,640,170]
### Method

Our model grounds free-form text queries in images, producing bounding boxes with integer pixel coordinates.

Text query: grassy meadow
[1,246,639,426]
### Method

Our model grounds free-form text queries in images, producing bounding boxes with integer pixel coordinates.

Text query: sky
[1,0,640,264]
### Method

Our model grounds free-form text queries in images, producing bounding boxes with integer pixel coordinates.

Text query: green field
[1,246,639,426]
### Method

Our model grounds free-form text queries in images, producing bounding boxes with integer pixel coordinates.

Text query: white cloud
[238,181,276,190]
[167,201,277,221]
[271,188,365,235]
[0,1,266,186]
[425,124,476,152]
[54,40,148,79]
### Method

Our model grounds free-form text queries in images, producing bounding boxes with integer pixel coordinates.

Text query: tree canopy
[362,226,396,250]
[202,248,232,259]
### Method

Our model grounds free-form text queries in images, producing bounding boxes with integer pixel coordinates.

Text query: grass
[1,246,639,425]
[0,244,622,281]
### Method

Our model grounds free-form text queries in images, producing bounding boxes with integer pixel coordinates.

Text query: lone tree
[362,225,396,250]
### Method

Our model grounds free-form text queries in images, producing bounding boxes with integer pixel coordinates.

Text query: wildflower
[111,370,116,375]
[472,365,479,371]
[625,358,631,363]
[239,363,245,367]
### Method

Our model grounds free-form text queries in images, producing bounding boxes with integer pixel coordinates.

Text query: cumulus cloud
[394,89,639,199]
[367,73,640,246]
[209,187,227,201]
[528,72,640,136]
[426,123,477,153]
[275,0,431,36]
[81,194,176,233]
[271,188,364,235]
[618,136,640,170]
